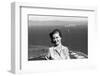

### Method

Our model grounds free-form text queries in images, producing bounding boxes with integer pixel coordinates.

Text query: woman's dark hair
[49,29,62,39]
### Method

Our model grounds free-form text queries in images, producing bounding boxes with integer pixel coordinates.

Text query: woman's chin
[55,43,60,46]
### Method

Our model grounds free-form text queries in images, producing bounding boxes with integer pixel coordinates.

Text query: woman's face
[52,32,62,46]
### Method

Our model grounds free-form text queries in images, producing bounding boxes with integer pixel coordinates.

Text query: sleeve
[64,47,70,59]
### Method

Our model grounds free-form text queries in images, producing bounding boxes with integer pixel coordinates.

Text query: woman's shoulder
[62,45,68,49]
[62,45,69,54]
[49,46,54,50]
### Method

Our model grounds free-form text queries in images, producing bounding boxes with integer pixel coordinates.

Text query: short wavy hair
[49,29,62,40]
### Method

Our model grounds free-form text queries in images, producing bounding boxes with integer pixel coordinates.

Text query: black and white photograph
[10,2,98,74]
[28,15,88,61]
[9,1,99,74]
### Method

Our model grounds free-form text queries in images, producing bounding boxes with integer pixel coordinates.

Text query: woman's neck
[54,43,62,48]
[54,43,63,53]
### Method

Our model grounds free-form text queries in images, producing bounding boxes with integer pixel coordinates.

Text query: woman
[46,29,70,60]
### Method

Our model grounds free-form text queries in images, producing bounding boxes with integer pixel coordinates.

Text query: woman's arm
[65,47,70,59]
[45,48,51,60]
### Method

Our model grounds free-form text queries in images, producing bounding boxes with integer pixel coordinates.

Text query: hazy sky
[28,15,88,27]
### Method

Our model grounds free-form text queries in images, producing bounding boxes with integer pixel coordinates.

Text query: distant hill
[28,45,49,60]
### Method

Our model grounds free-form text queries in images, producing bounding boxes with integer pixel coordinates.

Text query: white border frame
[11,2,97,74]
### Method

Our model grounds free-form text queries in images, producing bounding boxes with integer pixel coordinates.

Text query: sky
[28,15,88,27]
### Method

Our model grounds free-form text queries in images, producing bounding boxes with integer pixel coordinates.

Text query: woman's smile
[52,32,62,46]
